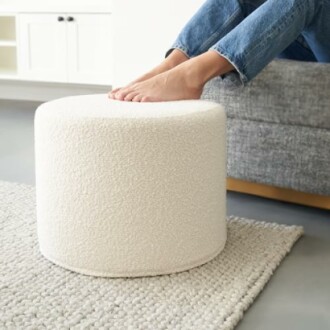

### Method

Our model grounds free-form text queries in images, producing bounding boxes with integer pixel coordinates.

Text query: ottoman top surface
[36,94,223,119]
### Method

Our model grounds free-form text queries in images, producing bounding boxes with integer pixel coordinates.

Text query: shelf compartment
[0,47,17,76]
[0,16,16,42]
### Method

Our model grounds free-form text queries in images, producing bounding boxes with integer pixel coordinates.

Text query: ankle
[177,61,206,91]
[166,49,189,68]
[190,51,235,85]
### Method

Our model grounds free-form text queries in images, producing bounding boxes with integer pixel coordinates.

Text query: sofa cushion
[202,59,330,130]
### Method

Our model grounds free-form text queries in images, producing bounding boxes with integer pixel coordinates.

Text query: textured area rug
[0,180,303,330]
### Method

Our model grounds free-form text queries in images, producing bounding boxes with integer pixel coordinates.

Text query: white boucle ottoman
[34,94,227,278]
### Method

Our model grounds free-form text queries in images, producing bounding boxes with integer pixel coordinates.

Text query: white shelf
[0,40,16,47]
[0,69,18,79]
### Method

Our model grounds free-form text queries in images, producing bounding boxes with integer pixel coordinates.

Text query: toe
[115,84,139,101]
[109,87,121,99]
[115,89,129,101]
[141,96,152,102]
[132,94,143,102]
[124,92,139,102]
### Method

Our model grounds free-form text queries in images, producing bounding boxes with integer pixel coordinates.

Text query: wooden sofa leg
[227,178,330,210]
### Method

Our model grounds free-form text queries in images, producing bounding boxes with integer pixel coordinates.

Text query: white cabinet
[18,13,113,85]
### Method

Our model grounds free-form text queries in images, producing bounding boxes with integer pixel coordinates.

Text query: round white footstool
[34,94,227,278]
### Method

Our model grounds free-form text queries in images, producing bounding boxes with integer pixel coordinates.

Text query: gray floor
[1,99,329,330]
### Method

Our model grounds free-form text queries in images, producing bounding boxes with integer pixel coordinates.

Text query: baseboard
[227,178,330,210]
[0,80,111,102]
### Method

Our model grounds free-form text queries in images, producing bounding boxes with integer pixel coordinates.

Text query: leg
[114,0,326,102]
[114,51,234,102]
[165,0,246,58]
[276,35,318,62]
[167,0,328,71]
[109,0,247,99]
[208,0,324,83]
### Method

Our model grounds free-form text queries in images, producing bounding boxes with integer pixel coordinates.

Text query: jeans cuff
[209,46,248,85]
[165,43,191,59]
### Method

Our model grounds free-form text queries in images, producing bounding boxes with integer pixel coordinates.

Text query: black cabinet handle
[67,16,74,22]
[57,16,64,22]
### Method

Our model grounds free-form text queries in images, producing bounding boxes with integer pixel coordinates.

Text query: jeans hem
[209,46,248,85]
[165,44,191,59]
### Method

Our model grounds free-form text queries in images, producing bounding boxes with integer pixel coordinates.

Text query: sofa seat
[201,59,330,202]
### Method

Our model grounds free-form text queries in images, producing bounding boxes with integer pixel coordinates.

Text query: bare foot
[108,49,189,99]
[112,50,234,102]
[113,66,202,102]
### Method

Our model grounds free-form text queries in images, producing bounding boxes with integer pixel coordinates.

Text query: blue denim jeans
[166,0,330,84]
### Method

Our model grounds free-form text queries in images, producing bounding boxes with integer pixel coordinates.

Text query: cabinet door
[67,14,113,85]
[18,14,67,82]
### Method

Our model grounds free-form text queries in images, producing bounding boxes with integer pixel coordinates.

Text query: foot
[112,62,202,102]
[108,49,189,99]
[112,50,234,102]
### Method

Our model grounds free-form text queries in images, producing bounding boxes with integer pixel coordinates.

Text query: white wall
[112,0,205,86]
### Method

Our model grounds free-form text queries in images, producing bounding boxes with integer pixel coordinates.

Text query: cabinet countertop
[0,5,112,14]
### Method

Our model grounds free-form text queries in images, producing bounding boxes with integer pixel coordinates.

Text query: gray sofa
[201,59,330,197]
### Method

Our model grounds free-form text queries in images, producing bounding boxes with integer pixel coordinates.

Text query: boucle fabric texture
[201,59,330,196]
[34,96,227,277]
[227,118,330,196]
[202,59,330,129]
[1,180,303,330]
